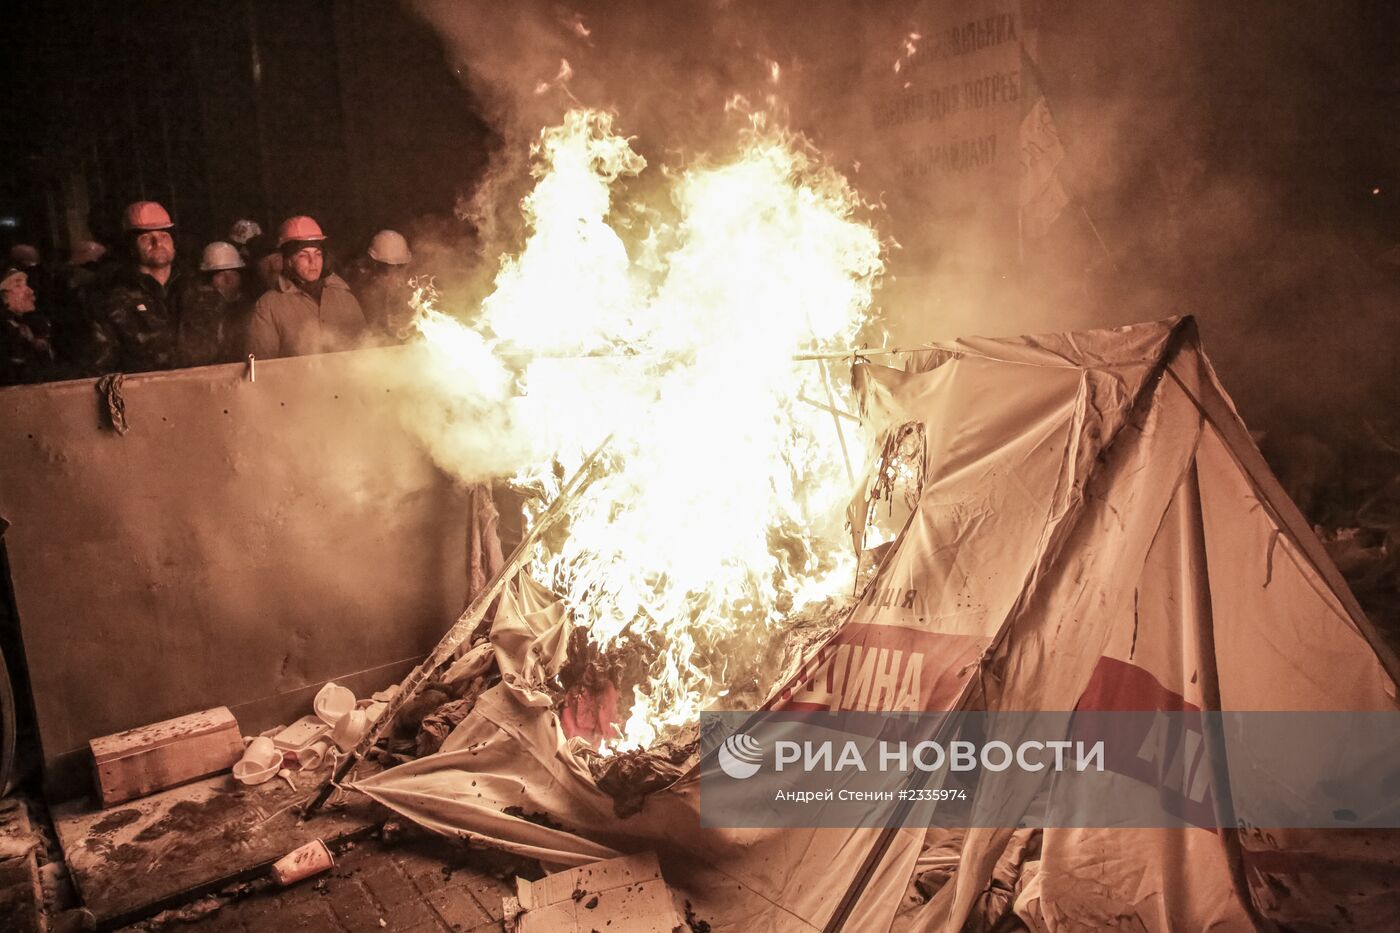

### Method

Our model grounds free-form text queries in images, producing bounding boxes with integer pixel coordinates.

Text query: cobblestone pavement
[121,829,521,933]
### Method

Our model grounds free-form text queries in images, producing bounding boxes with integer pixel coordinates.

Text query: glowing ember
[411,108,883,750]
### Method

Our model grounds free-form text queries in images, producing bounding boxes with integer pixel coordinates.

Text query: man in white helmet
[345,229,415,342]
[177,241,249,366]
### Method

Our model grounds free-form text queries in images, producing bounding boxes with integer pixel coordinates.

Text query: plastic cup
[313,682,356,726]
[233,736,283,785]
[331,708,369,752]
[271,839,334,885]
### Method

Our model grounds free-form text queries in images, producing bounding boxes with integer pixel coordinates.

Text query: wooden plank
[90,707,243,807]
[52,763,385,926]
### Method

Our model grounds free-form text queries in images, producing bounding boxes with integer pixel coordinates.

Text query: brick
[397,921,448,933]
[456,873,511,922]
[231,889,339,932]
[330,879,392,933]
[426,884,490,931]
[396,856,451,895]
[275,895,340,932]
[376,899,438,931]
[391,848,445,877]
[359,862,419,909]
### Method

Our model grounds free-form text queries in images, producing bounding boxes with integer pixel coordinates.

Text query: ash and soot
[399,106,883,752]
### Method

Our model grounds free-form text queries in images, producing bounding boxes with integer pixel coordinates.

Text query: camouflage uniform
[91,269,182,375]
[176,279,248,367]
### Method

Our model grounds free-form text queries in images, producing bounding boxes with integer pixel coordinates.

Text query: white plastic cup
[313,682,356,726]
[232,736,282,785]
[331,708,369,752]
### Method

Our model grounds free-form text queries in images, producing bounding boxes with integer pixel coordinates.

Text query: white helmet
[200,241,246,272]
[367,229,412,265]
[228,219,262,245]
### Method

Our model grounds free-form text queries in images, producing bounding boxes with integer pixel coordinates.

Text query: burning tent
[347,316,1400,931]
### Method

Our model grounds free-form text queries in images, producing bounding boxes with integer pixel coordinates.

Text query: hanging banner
[859,0,1027,262]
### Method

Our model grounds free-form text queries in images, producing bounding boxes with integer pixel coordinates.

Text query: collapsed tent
[353,317,1400,931]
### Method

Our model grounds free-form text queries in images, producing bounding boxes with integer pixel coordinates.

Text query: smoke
[1026,0,1400,437]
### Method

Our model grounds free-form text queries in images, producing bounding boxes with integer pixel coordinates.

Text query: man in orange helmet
[91,200,184,374]
[246,215,367,359]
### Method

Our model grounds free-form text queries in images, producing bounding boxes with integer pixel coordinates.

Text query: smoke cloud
[404,0,1400,453]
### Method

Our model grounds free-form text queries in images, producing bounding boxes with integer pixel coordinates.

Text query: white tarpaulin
[355,317,1400,931]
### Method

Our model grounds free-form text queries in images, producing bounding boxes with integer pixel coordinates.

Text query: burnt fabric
[246,273,366,359]
[355,319,1400,933]
[91,269,182,374]
[489,572,571,708]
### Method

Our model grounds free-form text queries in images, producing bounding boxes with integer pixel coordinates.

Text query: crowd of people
[0,201,420,386]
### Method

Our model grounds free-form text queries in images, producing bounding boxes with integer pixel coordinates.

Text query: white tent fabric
[354,317,1399,931]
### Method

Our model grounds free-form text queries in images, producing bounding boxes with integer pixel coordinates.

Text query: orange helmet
[277,215,327,246]
[123,200,174,231]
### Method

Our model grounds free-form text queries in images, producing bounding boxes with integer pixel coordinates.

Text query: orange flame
[412,109,884,750]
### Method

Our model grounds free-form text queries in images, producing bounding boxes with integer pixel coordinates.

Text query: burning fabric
[387,106,883,753]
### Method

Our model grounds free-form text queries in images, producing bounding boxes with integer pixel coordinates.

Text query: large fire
[412,108,884,750]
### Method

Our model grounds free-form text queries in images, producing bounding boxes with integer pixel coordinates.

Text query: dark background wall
[0,0,492,255]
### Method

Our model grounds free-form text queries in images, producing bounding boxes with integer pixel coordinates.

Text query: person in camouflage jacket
[91,201,183,375]
[175,241,251,367]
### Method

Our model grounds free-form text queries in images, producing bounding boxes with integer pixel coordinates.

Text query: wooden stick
[491,344,920,363]
[790,347,920,361]
[302,436,613,817]
[796,393,860,424]
[816,357,856,485]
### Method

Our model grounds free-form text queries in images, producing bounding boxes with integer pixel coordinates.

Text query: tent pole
[301,436,613,818]
[816,357,856,485]
[488,345,922,363]
[1183,461,1275,929]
